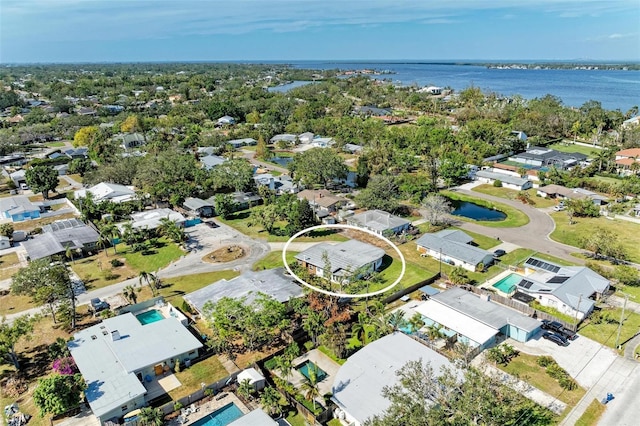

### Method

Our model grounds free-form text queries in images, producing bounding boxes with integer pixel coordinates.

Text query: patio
[290,349,341,397]
[144,373,182,400]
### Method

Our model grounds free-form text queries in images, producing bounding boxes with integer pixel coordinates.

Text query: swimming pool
[135,309,165,325]
[189,403,243,426]
[297,361,328,382]
[492,273,522,293]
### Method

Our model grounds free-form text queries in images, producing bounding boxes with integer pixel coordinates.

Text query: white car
[553,205,566,211]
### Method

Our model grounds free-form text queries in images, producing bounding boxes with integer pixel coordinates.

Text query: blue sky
[1,0,639,63]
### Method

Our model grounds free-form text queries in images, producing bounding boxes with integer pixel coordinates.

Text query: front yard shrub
[110,258,124,267]
[536,356,554,367]
[545,363,566,380]
[558,376,578,391]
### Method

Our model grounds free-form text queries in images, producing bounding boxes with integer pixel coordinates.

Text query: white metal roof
[415,299,498,346]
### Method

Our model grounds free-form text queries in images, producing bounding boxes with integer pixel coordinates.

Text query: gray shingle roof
[348,209,410,233]
[416,230,493,266]
[183,197,213,211]
[23,220,99,260]
[184,268,303,314]
[475,170,531,186]
[295,240,385,276]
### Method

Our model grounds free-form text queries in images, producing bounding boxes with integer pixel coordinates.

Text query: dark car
[541,319,565,333]
[205,221,219,228]
[543,332,569,347]
[493,249,506,258]
[91,298,110,312]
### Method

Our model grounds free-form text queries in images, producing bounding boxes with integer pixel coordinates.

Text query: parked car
[91,298,110,312]
[493,249,506,258]
[543,332,569,347]
[541,319,564,332]
[553,205,566,211]
[205,221,219,228]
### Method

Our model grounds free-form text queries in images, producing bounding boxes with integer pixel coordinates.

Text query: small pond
[450,200,506,221]
[270,156,293,167]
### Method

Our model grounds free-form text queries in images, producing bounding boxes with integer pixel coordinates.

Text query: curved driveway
[449,187,585,265]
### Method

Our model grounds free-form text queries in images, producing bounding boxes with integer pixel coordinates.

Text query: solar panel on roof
[525,257,561,273]
[547,276,569,284]
[518,279,534,289]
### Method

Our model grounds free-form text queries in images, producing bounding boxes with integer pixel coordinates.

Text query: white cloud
[1,0,638,42]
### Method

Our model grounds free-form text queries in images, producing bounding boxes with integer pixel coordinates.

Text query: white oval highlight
[282,224,406,298]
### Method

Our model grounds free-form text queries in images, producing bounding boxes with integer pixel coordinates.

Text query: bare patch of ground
[202,245,247,263]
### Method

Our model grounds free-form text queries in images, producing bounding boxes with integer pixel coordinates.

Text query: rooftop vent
[111,330,121,341]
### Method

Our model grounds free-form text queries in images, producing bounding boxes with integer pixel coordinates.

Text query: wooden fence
[462,285,579,331]
[381,272,441,304]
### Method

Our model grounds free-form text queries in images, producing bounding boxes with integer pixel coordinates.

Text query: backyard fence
[381,272,441,304]
[462,285,579,331]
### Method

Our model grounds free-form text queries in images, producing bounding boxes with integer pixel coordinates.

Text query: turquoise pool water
[492,274,521,293]
[189,403,243,426]
[136,309,165,325]
[297,361,328,382]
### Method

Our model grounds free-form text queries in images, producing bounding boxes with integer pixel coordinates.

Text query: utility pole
[615,293,631,350]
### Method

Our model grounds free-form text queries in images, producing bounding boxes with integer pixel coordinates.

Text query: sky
[1,0,639,64]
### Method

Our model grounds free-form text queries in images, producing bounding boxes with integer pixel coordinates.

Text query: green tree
[32,373,87,417]
[448,266,469,285]
[615,265,640,286]
[0,315,36,370]
[123,285,139,304]
[0,223,14,238]
[300,365,321,411]
[207,159,254,192]
[138,407,164,426]
[25,165,58,199]
[214,194,237,219]
[238,378,255,401]
[355,175,401,212]
[580,227,627,260]
[289,148,348,187]
[73,126,100,148]
[255,135,271,161]
[12,260,75,327]
[260,386,283,417]
[139,271,158,297]
[365,361,552,426]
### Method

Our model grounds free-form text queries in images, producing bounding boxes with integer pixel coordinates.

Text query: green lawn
[374,254,437,294]
[549,212,640,263]
[146,270,240,305]
[578,307,640,350]
[547,142,601,158]
[441,190,530,228]
[218,209,349,243]
[121,240,185,271]
[575,399,606,426]
[285,411,306,426]
[498,353,586,407]
[168,355,229,400]
[472,184,557,209]
[454,227,501,250]
[44,141,66,147]
[253,250,299,271]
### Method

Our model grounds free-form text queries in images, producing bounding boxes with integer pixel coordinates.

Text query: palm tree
[301,367,321,411]
[123,285,139,305]
[448,266,468,285]
[273,355,293,381]
[351,312,372,345]
[237,378,255,401]
[260,386,282,417]
[386,310,407,332]
[408,312,425,334]
[139,406,163,426]
[426,324,444,341]
[139,271,157,297]
[99,223,120,255]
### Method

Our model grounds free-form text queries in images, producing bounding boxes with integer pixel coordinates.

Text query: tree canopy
[289,148,348,187]
[25,165,58,199]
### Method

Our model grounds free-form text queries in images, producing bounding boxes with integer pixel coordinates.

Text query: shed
[237,368,266,391]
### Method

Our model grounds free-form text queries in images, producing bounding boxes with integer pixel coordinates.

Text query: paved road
[240,149,289,174]
[3,221,271,322]
[448,187,586,265]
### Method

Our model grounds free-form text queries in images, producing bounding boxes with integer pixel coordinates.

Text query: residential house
[417,86,443,95]
[347,209,410,235]
[311,137,334,148]
[414,287,541,349]
[537,184,609,205]
[120,208,185,232]
[116,133,146,150]
[54,164,69,176]
[615,147,640,175]
[226,138,257,149]
[183,197,214,218]
[200,154,227,170]
[622,116,640,129]
[298,132,315,144]
[184,268,303,315]
[216,115,236,126]
[343,143,363,154]
[75,182,137,204]
[295,239,385,283]
[76,107,96,116]
[475,170,533,190]
[297,189,349,217]
[331,332,453,426]
[0,154,26,166]
[416,229,495,272]
[9,170,27,187]
[270,134,297,145]
[353,106,392,117]
[505,257,610,319]
[64,147,89,159]
[508,146,587,170]
[253,173,298,194]
[227,192,263,210]
[22,219,99,260]
[69,308,202,424]
[0,196,42,222]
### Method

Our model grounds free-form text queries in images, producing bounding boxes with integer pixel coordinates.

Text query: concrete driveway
[508,331,617,388]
